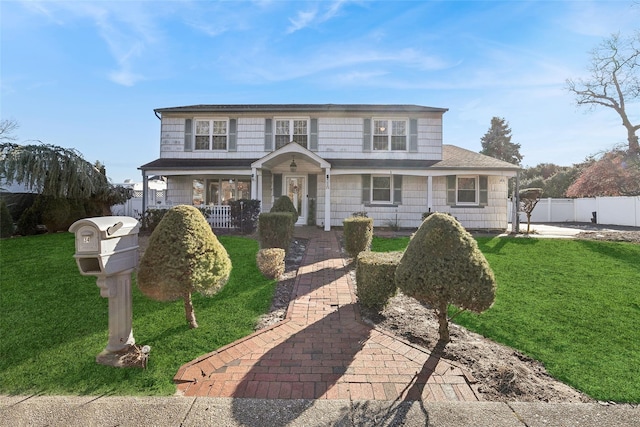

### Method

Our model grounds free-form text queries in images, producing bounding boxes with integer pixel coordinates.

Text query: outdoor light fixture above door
[290,155,297,172]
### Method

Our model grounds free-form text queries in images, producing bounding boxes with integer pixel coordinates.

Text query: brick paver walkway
[174,227,479,402]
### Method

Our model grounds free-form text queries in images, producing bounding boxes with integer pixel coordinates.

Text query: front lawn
[0,233,276,396]
[371,235,640,403]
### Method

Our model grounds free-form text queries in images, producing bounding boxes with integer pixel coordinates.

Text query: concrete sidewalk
[1,395,638,427]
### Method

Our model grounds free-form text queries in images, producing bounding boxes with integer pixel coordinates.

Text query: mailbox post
[69,216,140,367]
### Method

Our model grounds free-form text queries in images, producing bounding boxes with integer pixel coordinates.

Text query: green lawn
[0,233,276,396]
[371,235,640,403]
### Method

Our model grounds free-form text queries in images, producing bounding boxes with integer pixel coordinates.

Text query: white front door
[285,175,306,225]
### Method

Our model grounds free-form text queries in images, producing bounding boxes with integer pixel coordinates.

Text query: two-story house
[139,104,520,231]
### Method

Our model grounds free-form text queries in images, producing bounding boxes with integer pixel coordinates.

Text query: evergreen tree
[480,117,523,165]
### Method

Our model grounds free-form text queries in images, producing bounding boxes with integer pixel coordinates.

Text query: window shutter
[409,118,418,152]
[228,118,237,152]
[264,118,273,151]
[362,118,371,151]
[184,118,193,152]
[446,175,456,205]
[308,174,317,198]
[310,118,318,151]
[393,175,402,204]
[362,174,371,203]
[479,175,488,206]
[273,173,282,197]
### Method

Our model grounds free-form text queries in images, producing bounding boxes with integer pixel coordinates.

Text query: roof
[154,104,448,115]
[140,145,520,172]
[434,145,521,171]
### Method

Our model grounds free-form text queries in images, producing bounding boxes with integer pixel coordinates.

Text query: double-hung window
[446,175,489,206]
[195,119,228,150]
[372,176,391,202]
[362,174,402,205]
[275,119,308,149]
[373,119,407,151]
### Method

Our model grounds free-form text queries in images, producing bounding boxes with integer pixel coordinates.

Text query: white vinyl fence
[510,196,640,227]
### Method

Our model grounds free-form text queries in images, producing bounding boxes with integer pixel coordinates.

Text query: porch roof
[139,158,255,170]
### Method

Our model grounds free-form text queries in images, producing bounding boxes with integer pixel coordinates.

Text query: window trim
[456,175,480,206]
[446,175,489,207]
[193,118,229,151]
[372,118,408,151]
[371,175,392,204]
[274,117,309,149]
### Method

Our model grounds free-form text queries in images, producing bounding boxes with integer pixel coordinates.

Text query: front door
[285,176,306,225]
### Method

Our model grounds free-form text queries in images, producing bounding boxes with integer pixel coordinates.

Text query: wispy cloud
[286,0,349,33]
[23,1,162,86]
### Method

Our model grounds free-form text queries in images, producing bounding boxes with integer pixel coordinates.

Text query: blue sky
[2,0,639,183]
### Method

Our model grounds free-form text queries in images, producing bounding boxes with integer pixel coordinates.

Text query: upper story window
[373,119,407,151]
[276,119,308,149]
[195,119,228,150]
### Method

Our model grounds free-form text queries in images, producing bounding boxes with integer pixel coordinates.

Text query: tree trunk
[437,301,450,344]
[184,291,198,329]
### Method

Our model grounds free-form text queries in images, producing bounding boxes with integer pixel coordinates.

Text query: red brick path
[174,227,479,401]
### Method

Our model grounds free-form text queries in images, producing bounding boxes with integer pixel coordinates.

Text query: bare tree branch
[566,32,640,154]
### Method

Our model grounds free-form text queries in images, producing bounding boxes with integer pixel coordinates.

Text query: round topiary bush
[256,248,286,279]
[137,204,232,329]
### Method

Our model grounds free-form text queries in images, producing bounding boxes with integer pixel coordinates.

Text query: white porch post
[427,175,433,212]
[256,170,263,209]
[251,168,258,199]
[324,168,331,231]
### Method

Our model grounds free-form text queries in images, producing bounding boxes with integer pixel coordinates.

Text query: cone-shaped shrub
[137,205,232,329]
[270,195,299,222]
[395,212,496,343]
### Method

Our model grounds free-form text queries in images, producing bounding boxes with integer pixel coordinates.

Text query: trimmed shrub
[258,212,295,252]
[41,196,71,232]
[307,198,316,226]
[356,251,402,311]
[256,248,286,279]
[16,205,40,236]
[137,205,232,329]
[395,212,496,343]
[0,199,14,238]
[138,208,168,233]
[270,195,299,222]
[343,216,374,258]
[230,199,261,234]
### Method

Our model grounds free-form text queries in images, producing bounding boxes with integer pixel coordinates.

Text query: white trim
[456,175,480,206]
[193,117,230,151]
[372,118,408,151]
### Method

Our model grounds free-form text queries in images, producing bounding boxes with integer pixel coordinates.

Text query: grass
[0,232,276,396]
[371,235,640,403]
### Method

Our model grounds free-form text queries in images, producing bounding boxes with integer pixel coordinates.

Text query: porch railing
[150,204,233,229]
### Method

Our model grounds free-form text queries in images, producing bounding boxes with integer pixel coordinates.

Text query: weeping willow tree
[0,142,132,232]
[1,142,108,198]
